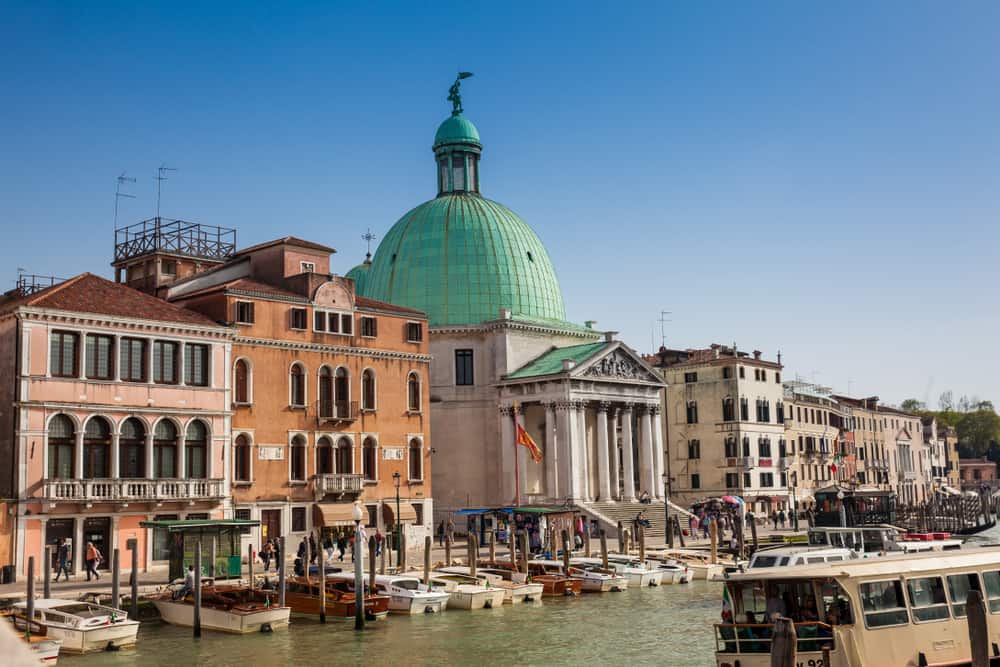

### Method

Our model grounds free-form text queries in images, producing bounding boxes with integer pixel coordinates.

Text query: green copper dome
[345,256,371,294]
[434,115,481,149]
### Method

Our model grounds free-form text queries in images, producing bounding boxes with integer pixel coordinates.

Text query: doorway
[261,509,281,542]
[83,517,111,570]
[45,518,75,572]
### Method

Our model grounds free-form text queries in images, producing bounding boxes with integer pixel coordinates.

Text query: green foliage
[900,398,926,412]
[956,409,1000,457]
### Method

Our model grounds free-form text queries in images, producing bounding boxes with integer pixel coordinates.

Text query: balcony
[317,400,359,424]
[313,473,364,498]
[42,478,225,504]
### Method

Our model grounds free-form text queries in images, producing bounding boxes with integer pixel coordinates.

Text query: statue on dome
[448,71,474,116]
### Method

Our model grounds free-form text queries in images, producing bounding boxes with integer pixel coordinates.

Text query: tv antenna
[155,164,177,219]
[657,310,672,348]
[113,172,136,228]
[362,228,377,260]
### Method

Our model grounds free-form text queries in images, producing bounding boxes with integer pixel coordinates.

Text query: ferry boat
[152,585,290,634]
[714,547,1000,667]
[437,566,545,603]
[573,556,664,587]
[806,525,964,554]
[12,599,138,653]
[747,546,858,569]
[528,559,628,592]
[329,573,450,614]
[278,577,389,621]
[421,572,506,610]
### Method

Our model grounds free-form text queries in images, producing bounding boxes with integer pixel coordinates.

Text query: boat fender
[364,609,376,621]
[424,605,435,614]
[260,623,273,634]
[563,589,575,597]
[484,599,493,609]
[105,642,120,652]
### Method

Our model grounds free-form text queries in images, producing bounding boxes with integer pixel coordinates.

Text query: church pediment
[574,344,665,385]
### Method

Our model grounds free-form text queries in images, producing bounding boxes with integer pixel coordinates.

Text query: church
[348,76,672,532]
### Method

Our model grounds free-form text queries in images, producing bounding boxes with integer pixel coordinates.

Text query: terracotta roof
[176,277,308,302]
[0,273,221,327]
[234,236,336,256]
[355,295,426,317]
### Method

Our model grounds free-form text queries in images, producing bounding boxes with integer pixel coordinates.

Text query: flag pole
[513,403,521,508]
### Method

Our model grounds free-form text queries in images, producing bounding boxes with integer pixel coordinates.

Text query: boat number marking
[796,661,823,667]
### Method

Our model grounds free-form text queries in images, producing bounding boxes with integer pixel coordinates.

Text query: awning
[313,503,357,528]
[382,502,418,525]
[140,519,259,532]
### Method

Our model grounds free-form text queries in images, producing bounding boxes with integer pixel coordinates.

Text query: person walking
[446,518,455,546]
[84,541,102,581]
[53,538,71,582]
[336,535,347,561]
[779,509,787,529]
[323,535,334,563]
[771,511,779,530]
[308,534,318,564]
[436,521,445,547]
[260,540,273,572]
[375,529,384,557]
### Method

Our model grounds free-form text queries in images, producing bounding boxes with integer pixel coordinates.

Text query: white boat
[656,550,726,580]
[655,561,693,584]
[4,611,63,664]
[529,559,628,592]
[152,585,290,634]
[330,573,450,614]
[439,566,545,603]
[420,572,506,610]
[13,599,138,654]
[595,555,665,587]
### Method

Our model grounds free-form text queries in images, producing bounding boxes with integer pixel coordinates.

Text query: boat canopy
[139,519,259,531]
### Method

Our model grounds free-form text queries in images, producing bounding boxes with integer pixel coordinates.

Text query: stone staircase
[578,499,695,541]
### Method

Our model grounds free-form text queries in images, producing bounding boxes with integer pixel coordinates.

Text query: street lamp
[392,471,402,568]
[661,473,672,548]
[352,500,364,630]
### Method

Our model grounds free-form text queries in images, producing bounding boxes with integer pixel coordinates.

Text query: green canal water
[73,581,722,667]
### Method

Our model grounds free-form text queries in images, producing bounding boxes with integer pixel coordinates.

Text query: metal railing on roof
[114,217,236,263]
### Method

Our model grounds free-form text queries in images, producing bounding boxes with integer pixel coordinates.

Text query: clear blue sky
[2,2,998,406]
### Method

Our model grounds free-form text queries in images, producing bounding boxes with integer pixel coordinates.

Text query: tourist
[764,584,787,621]
[446,518,455,544]
[308,534,318,564]
[54,537,71,582]
[297,536,308,564]
[638,490,651,504]
[779,509,787,529]
[800,595,819,622]
[337,535,347,561]
[84,541,102,581]
[348,534,356,562]
[436,520,445,546]
[260,540,273,572]
[323,535,334,563]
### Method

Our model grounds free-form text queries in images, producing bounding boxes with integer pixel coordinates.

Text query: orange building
[162,237,432,552]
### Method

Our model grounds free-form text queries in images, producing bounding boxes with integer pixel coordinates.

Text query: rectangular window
[290,308,307,330]
[758,439,772,458]
[724,438,738,458]
[690,473,700,489]
[152,341,178,384]
[780,472,787,487]
[723,366,733,379]
[361,316,377,338]
[743,472,751,487]
[184,343,209,386]
[236,301,254,324]
[775,372,781,383]
[860,580,909,627]
[85,334,113,380]
[686,402,698,424]
[739,366,745,379]
[725,472,739,488]
[687,440,700,459]
[120,337,147,382]
[291,507,306,532]
[982,571,1000,613]
[327,312,340,333]
[341,313,353,335]
[760,370,767,382]
[684,372,697,383]
[760,472,774,487]
[947,573,982,618]
[50,331,78,377]
[454,349,474,386]
[906,576,950,622]
[314,311,327,331]
[300,261,316,273]
[407,322,423,342]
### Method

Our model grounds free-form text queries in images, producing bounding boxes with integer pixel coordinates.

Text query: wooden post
[667,508,675,549]
[749,514,759,555]
[488,531,496,564]
[469,533,478,578]
[584,524,592,558]
[675,516,686,548]
[210,534,218,579]
[248,543,254,587]
[43,546,52,599]
[967,589,989,667]
[617,522,624,553]
[26,556,35,639]
[130,542,139,620]
[380,537,387,574]
[193,541,202,638]
[278,536,286,609]
[399,529,407,572]
[519,531,529,574]
[509,531,518,572]
[638,526,646,564]
[318,532,326,624]
[709,519,718,565]
[561,529,571,571]
[111,548,120,610]
[822,646,831,667]
[599,529,609,570]
[770,616,796,667]
[354,524,364,631]
[369,536,377,594]
[445,535,452,566]
[423,536,431,585]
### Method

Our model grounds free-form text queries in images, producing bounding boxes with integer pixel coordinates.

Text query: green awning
[140,519,259,532]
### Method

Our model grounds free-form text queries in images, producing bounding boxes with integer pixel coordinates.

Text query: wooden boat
[529,559,628,593]
[11,599,138,654]
[3,611,63,664]
[328,573,450,614]
[658,549,727,580]
[279,577,389,621]
[417,572,506,610]
[575,556,664,587]
[152,584,290,634]
[478,560,582,597]
[437,566,545,603]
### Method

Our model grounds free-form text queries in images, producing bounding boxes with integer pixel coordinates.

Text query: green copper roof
[505,341,610,380]
[434,114,481,149]
[362,193,566,326]
[345,259,371,294]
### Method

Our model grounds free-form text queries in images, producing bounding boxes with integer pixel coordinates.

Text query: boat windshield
[51,603,109,618]
[392,579,420,591]
[750,555,789,569]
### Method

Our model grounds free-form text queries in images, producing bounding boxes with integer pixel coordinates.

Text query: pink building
[0,273,233,577]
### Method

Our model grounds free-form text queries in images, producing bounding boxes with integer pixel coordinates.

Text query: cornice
[14,307,234,339]
[235,336,431,363]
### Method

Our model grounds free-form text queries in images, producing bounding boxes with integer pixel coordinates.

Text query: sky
[2,2,998,407]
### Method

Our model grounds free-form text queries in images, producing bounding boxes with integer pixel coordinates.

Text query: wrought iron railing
[114,217,236,262]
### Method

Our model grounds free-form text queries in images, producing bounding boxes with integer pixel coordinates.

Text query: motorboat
[152,584,290,634]
[747,546,858,569]
[581,556,664,587]
[528,559,628,593]
[278,577,389,621]
[656,549,727,580]
[419,572,506,610]
[2,610,62,663]
[654,561,693,584]
[482,560,583,597]
[12,599,138,654]
[330,573,450,614]
[438,566,545,603]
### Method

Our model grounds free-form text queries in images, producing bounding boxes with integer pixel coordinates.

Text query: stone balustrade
[42,478,225,502]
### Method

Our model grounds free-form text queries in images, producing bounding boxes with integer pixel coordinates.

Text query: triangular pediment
[572,342,665,385]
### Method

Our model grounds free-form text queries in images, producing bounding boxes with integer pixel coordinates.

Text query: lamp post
[392,471,402,568]
[352,500,365,631]
[661,472,672,548]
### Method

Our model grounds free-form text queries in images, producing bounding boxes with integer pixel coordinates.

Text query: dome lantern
[434,73,482,196]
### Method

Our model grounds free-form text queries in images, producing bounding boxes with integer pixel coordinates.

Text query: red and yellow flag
[515,421,543,463]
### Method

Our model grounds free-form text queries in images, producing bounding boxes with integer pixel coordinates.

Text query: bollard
[709,519,718,565]
[488,531,496,563]
[967,589,989,667]
[26,557,35,639]
[599,529,609,570]
[470,533,478,579]
[111,548,120,611]
[445,535,452,566]
[423,535,431,585]
[43,546,52,599]
[318,532,327,624]
[369,536,377,594]
[193,541,202,638]
[770,616,796,667]
[561,529,571,572]
[278,536,287,609]
[130,541,139,620]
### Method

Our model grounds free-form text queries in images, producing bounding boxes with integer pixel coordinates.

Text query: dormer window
[300,261,315,273]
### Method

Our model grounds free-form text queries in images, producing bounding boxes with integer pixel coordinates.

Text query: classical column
[575,402,591,502]
[499,406,515,504]
[621,404,636,501]
[177,431,186,480]
[110,432,121,478]
[145,429,155,479]
[608,407,620,500]
[555,403,574,502]
[514,403,527,499]
[651,405,665,500]
[74,430,85,480]
[73,517,85,575]
[543,402,558,499]
[638,405,656,499]
[596,402,612,501]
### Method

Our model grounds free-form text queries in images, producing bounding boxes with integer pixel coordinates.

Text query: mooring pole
[130,540,139,619]
[278,536,286,609]
[43,546,52,600]
[111,548,120,610]
[318,532,327,624]
[600,529,609,570]
[423,535,431,585]
[26,556,35,639]
[193,541,202,638]
[369,536,377,594]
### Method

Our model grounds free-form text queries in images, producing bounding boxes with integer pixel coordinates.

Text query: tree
[939,391,954,411]
[900,398,925,412]
[956,409,1000,457]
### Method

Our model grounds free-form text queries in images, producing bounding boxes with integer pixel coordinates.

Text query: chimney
[604,331,618,342]
[584,320,597,329]
[753,350,762,360]
[561,359,576,372]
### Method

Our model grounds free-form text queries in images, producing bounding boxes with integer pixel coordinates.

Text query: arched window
[290,434,307,481]
[290,363,305,407]
[317,436,334,475]
[362,370,376,411]
[120,418,146,479]
[47,414,75,479]
[742,436,751,457]
[336,437,352,474]
[186,420,208,479]
[153,420,178,479]
[335,367,349,417]
[408,438,422,481]
[407,372,421,412]
[234,434,251,482]
[83,417,111,478]
[363,436,377,481]
[722,397,735,422]
[318,366,333,418]
[234,359,250,404]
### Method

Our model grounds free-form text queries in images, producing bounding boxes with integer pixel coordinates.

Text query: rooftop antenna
[362,228,377,261]
[113,172,136,228]
[155,164,177,219]
[658,310,672,348]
